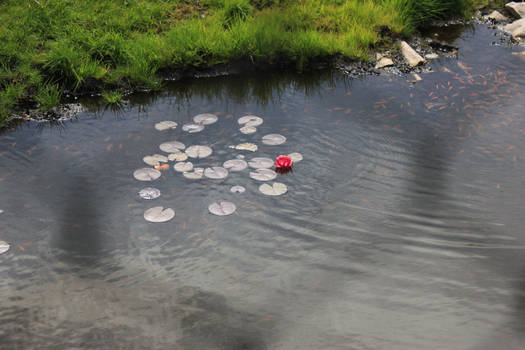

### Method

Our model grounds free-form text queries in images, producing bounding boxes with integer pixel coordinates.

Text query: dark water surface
[1,25,525,349]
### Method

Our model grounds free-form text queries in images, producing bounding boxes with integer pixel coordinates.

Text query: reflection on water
[1,24,525,349]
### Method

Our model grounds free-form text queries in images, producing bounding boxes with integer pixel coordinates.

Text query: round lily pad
[235,143,258,152]
[262,134,286,145]
[240,126,257,134]
[139,187,161,200]
[248,157,273,169]
[288,152,303,163]
[208,201,236,216]
[223,159,248,172]
[204,167,229,179]
[259,182,288,196]
[183,167,204,179]
[159,141,185,153]
[155,121,178,131]
[249,169,277,181]
[238,115,263,127]
[0,241,10,254]
[193,113,218,125]
[143,154,168,166]
[185,145,213,158]
[168,152,188,162]
[174,162,194,172]
[144,206,175,223]
[231,186,246,193]
[133,168,162,181]
[182,123,205,133]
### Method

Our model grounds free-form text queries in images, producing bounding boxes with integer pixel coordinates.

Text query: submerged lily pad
[159,141,185,153]
[144,206,175,223]
[174,162,194,172]
[235,143,258,152]
[288,152,303,163]
[185,145,213,158]
[193,113,218,125]
[168,152,188,162]
[262,134,286,145]
[143,154,168,166]
[223,159,248,171]
[182,123,205,133]
[231,185,246,193]
[0,241,9,254]
[133,168,162,181]
[248,157,274,169]
[208,201,236,216]
[238,115,263,127]
[249,168,277,181]
[259,182,288,196]
[204,167,229,179]
[155,121,178,131]
[183,167,204,179]
[240,126,257,134]
[139,187,161,200]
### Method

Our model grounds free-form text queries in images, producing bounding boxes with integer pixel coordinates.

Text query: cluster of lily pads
[133,113,302,222]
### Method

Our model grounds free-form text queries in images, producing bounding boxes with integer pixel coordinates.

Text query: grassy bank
[0,0,475,122]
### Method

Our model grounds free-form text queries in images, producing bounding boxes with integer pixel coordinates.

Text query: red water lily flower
[274,155,293,169]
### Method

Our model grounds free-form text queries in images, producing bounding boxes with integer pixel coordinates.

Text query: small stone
[412,73,423,83]
[425,53,439,60]
[506,2,525,18]
[484,10,509,22]
[400,41,426,67]
[375,57,394,69]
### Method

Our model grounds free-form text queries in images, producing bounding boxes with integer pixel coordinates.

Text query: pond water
[1,24,525,349]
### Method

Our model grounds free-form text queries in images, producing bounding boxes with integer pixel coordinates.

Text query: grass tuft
[102,90,124,105]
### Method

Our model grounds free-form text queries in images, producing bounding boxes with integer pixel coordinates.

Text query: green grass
[0,0,477,123]
[102,90,124,105]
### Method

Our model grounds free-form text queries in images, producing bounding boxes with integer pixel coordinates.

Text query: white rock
[144,206,175,223]
[155,121,177,131]
[412,73,423,82]
[425,53,439,60]
[375,57,394,69]
[193,113,218,125]
[512,25,525,40]
[504,18,525,32]
[485,10,509,22]
[506,2,525,18]
[259,182,288,196]
[400,41,427,67]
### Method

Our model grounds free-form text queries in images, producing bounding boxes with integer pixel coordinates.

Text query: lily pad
[133,168,161,181]
[208,201,236,216]
[288,152,303,163]
[144,206,175,223]
[240,126,257,134]
[248,157,274,169]
[155,121,178,131]
[223,159,248,171]
[231,186,246,193]
[259,182,288,196]
[0,241,9,254]
[193,113,218,125]
[174,162,194,172]
[168,152,188,162]
[249,168,277,181]
[139,187,161,200]
[238,115,263,127]
[204,167,229,179]
[143,154,168,166]
[185,145,213,158]
[235,143,258,152]
[182,123,205,133]
[262,134,286,145]
[183,167,204,179]
[159,141,185,153]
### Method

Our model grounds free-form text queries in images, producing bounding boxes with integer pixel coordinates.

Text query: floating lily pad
[0,241,9,254]
[262,134,286,145]
[235,143,258,152]
[238,115,263,127]
[240,126,257,134]
[249,168,277,181]
[259,182,287,196]
[155,121,178,131]
[139,187,161,200]
[208,201,236,216]
[288,152,303,163]
[185,145,213,158]
[231,186,246,193]
[204,167,229,179]
[143,154,168,166]
[144,206,175,223]
[168,152,188,162]
[193,113,218,125]
[174,162,194,172]
[223,159,248,171]
[183,167,204,179]
[248,157,274,169]
[182,123,205,133]
[133,168,161,181]
[159,141,185,153]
